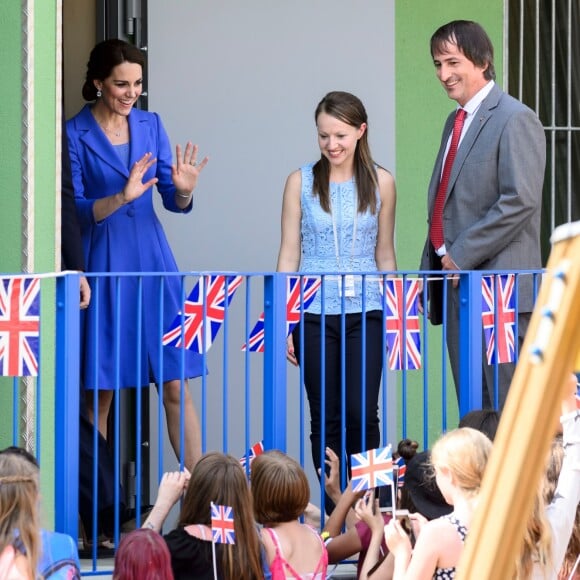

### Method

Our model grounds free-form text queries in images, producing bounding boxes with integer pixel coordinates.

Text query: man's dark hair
[430,20,496,81]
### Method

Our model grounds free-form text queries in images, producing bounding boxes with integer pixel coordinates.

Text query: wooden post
[457,221,580,578]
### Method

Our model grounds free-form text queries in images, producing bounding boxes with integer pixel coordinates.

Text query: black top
[164,527,221,580]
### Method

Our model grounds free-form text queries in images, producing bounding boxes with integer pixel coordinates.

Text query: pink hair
[113,529,174,580]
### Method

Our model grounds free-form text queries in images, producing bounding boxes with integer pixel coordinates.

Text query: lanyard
[330,183,358,270]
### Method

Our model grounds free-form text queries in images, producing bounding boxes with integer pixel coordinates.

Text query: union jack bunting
[576,381,580,410]
[481,274,516,365]
[394,456,406,489]
[240,440,264,471]
[163,275,243,354]
[211,503,236,544]
[384,278,421,370]
[350,445,394,492]
[0,277,40,377]
[242,275,321,352]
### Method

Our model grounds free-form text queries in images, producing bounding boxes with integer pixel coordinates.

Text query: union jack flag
[242,275,321,352]
[0,277,40,377]
[384,279,421,370]
[163,275,243,354]
[211,503,236,544]
[481,274,516,365]
[350,445,394,492]
[394,456,406,489]
[239,440,264,471]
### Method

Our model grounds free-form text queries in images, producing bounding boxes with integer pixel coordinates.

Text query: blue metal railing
[2,268,543,575]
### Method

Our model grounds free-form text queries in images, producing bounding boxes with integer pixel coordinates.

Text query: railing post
[54,273,80,537]
[263,273,288,451]
[458,271,483,415]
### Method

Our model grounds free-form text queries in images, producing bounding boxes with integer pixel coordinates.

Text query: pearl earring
[96,89,102,98]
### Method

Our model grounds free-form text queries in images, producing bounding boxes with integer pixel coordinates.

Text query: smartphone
[379,508,416,547]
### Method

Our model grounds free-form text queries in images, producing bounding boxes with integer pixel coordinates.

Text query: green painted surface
[395,2,503,446]
[0,1,59,528]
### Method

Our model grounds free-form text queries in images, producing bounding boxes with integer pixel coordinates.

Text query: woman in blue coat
[67,39,208,470]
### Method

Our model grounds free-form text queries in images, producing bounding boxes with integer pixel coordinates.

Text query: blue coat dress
[66,104,204,389]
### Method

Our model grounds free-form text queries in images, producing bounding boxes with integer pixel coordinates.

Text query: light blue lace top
[300,163,383,315]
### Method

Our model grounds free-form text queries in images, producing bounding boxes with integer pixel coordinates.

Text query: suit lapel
[445,85,502,195]
[127,110,150,169]
[76,105,130,178]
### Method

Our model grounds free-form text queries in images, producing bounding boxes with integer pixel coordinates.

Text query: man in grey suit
[420,20,545,409]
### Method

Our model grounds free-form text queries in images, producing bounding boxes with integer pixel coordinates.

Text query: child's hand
[354,491,383,533]
[384,518,413,559]
[319,447,341,502]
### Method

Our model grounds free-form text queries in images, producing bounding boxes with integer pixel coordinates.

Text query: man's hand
[441,253,460,287]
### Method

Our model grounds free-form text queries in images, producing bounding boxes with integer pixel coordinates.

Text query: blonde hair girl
[0,451,41,579]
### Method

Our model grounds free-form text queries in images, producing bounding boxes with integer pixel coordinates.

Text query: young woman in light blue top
[276,91,397,508]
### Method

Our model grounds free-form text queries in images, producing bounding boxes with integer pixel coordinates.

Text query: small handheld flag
[240,441,264,471]
[210,503,236,545]
[350,445,394,492]
[394,456,406,489]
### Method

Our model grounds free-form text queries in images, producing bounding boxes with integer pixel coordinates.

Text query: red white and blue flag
[243,275,321,352]
[384,278,421,370]
[163,275,243,354]
[394,456,406,489]
[481,274,516,365]
[350,445,394,492]
[239,440,264,471]
[575,380,580,411]
[211,503,236,544]
[0,277,40,377]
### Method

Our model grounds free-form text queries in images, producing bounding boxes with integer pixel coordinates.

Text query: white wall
[147,0,397,502]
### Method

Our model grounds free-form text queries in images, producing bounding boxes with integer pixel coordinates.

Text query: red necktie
[430,108,467,252]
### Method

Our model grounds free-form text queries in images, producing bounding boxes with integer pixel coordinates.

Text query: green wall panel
[395,1,503,446]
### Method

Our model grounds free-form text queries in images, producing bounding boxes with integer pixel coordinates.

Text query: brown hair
[0,451,40,579]
[82,39,145,101]
[251,450,310,524]
[178,452,263,580]
[430,20,496,81]
[312,91,379,215]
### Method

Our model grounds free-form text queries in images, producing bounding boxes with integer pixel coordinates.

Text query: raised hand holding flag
[350,445,394,492]
[240,440,264,472]
[163,275,243,354]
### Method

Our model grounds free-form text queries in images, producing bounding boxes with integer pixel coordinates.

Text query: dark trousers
[293,311,383,490]
[78,411,126,538]
[446,284,531,410]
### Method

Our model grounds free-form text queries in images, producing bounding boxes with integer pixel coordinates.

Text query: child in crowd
[374,428,492,579]
[0,447,80,580]
[142,452,264,580]
[0,451,41,579]
[113,528,174,579]
[518,374,580,580]
[251,450,328,579]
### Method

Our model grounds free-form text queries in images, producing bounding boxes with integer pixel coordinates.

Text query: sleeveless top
[299,163,383,314]
[264,526,328,580]
[433,514,468,580]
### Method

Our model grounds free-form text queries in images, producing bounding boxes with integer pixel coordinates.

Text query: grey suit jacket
[420,83,546,317]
